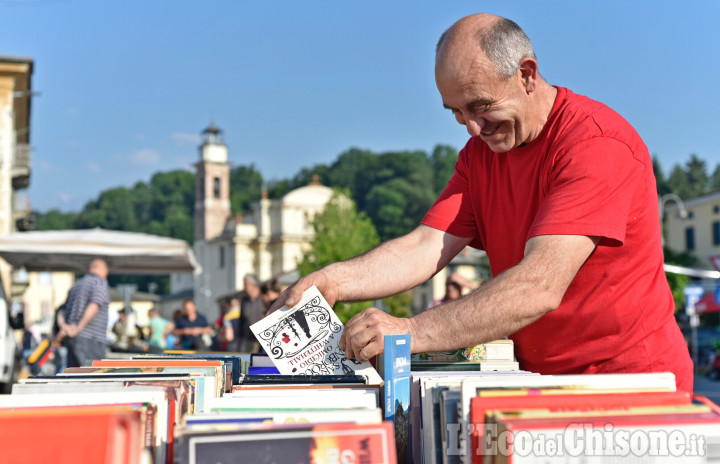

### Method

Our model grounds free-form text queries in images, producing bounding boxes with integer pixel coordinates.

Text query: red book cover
[495,410,720,464]
[469,390,691,464]
[0,405,144,464]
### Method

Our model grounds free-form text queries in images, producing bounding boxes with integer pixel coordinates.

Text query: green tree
[652,156,670,196]
[230,164,263,213]
[663,246,699,312]
[667,154,709,200]
[32,209,78,230]
[297,192,411,322]
[431,144,458,195]
[711,163,720,192]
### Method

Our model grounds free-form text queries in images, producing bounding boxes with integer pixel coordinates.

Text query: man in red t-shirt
[271,14,692,391]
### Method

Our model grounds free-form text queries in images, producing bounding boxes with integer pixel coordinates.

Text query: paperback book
[250,285,383,385]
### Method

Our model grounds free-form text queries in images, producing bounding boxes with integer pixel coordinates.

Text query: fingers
[269,271,338,313]
[341,308,390,362]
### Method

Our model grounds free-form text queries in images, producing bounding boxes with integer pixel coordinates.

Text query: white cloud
[35,159,62,173]
[171,132,201,145]
[128,148,161,166]
[53,192,73,204]
[87,161,101,172]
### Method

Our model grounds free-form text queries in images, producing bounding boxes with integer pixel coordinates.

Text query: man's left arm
[64,302,100,338]
[341,234,598,360]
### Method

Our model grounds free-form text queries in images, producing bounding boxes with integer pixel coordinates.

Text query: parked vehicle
[0,275,22,393]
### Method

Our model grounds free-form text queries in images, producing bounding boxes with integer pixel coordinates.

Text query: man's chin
[485,140,514,154]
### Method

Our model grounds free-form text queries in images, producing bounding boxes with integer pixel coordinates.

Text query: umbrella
[0,228,199,275]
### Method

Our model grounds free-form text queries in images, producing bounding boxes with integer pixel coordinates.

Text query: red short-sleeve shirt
[422,87,692,392]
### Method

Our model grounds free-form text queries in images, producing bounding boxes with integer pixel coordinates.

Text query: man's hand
[339,307,412,361]
[268,269,342,313]
[62,324,81,339]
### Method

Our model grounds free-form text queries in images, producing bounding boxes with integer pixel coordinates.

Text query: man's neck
[525,79,558,144]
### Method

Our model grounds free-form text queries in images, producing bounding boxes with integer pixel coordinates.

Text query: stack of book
[408,369,720,464]
[1,353,247,463]
[176,368,393,464]
[4,284,719,464]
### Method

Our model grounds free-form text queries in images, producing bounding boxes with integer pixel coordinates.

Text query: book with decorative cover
[250,285,383,385]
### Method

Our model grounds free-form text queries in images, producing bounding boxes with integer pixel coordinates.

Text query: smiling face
[435,14,550,153]
[436,48,536,153]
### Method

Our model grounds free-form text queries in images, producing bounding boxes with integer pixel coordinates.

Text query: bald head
[89,258,108,279]
[436,14,536,79]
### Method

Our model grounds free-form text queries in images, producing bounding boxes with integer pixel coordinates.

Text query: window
[213,177,221,199]
[686,227,695,251]
[714,221,720,246]
[714,205,720,214]
[219,246,225,269]
[687,211,694,220]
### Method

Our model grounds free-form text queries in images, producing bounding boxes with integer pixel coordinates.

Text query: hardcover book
[250,285,383,384]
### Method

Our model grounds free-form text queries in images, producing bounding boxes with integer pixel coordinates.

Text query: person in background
[147,308,174,351]
[237,274,265,352]
[426,272,477,309]
[261,279,282,313]
[216,297,242,352]
[172,299,213,350]
[57,259,111,367]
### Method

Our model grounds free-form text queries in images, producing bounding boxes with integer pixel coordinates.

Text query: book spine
[384,334,411,464]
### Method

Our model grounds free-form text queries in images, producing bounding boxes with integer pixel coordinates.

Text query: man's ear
[518,57,539,94]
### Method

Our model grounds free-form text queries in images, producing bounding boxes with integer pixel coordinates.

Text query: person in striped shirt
[57,259,111,368]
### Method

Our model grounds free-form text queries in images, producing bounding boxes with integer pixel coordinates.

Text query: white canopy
[0,228,199,275]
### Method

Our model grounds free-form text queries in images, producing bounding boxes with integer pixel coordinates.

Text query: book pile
[410,369,720,464]
[3,284,718,464]
[1,353,247,464]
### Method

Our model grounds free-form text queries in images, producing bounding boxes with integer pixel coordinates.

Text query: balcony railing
[12,144,31,189]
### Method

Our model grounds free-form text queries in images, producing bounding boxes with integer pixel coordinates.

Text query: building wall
[0,58,33,303]
[20,271,74,324]
[0,75,14,238]
[666,192,720,270]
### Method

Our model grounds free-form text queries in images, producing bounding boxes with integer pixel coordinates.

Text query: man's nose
[464,119,483,137]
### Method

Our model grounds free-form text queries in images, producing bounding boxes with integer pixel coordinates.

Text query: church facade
[188,125,337,321]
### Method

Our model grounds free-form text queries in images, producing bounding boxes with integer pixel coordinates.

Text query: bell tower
[194,123,231,242]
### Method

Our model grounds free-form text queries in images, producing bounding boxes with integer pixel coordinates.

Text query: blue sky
[2,1,718,212]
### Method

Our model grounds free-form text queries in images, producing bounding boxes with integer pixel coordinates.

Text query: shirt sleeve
[528,136,644,246]
[89,278,109,306]
[421,145,482,247]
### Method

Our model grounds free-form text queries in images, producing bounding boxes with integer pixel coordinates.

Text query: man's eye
[472,105,489,114]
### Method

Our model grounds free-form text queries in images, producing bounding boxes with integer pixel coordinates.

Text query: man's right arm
[271,225,472,311]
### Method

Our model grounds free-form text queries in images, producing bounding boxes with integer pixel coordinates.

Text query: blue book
[383,334,411,464]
